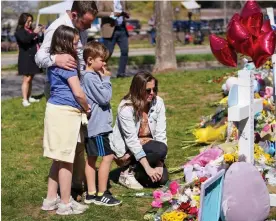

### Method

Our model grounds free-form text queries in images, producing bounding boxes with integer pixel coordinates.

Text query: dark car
[173,20,201,32]
[126,19,141,34]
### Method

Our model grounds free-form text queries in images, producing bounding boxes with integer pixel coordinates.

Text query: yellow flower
[224,153,235,163]
[161,211,188,221]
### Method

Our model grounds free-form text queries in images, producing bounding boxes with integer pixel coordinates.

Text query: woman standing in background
[15,13,43,107]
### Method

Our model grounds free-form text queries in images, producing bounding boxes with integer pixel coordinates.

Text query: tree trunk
[153,0,177,73]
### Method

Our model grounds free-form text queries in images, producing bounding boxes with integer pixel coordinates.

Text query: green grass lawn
[2,68,273,220]
[1,54,215,72]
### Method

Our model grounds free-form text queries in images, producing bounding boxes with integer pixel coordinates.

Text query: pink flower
[262,124,270,132]
[153,190,163,199]
[160,190,172,202]
[151,199,162,208]
[169,181,180,195]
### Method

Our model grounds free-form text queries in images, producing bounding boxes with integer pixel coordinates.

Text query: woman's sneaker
[56,202,84,215]
[41,196,60,211]
[118,172,143,190]
[84,193,96,204]
[56,197,88,215]
[94,191,121,206]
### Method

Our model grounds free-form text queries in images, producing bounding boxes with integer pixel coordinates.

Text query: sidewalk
[1,45,211,67]
[1,73,45,101]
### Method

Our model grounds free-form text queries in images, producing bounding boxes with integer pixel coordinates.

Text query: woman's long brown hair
[123,71,158,120]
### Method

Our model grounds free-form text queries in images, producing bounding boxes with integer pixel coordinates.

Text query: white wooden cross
[228,70,263,164]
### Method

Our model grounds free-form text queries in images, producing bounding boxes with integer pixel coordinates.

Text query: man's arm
[35,27,77,70]
[35,28,56,68]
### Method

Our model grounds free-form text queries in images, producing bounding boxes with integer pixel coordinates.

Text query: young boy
[81,41,121,206]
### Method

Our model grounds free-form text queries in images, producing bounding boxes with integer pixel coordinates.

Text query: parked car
[173,20,201,33]
[126,19,141,34]
[87,17,101,42]
[1,34,18,52]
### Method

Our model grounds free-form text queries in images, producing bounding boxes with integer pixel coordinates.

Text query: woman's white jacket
[109,96,167,161]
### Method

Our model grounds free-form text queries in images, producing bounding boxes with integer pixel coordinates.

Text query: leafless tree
[153,0,177,73]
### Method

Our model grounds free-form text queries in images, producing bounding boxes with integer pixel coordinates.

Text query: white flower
[184,188,192,197]
[190,199,197,207]
[178,194,189,203]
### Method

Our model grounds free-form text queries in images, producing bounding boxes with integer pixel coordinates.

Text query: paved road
[1,46,211,66]
[1,74,45,101]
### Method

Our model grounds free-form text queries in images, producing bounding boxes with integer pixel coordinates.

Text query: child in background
[81,41,121,206]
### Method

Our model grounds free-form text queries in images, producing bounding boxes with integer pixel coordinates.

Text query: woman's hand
[155,167,164,177]
[145,167,162,183]
[33,27,41,34]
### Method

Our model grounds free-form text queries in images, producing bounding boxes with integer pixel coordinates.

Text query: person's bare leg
[46,160,59,200]
[59,162,73,204]
[98,154,114,193]
[85,156,97,193]
[27,76,33,99]
[22,75,31,100]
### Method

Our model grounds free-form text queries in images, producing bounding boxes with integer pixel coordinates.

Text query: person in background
[15,13,43,107]
[35,1,98,199]
[81,41,121,206]
[41,25,90,215]
[97,1,129,78]
[110,72,168,190]
[148,15,156,46]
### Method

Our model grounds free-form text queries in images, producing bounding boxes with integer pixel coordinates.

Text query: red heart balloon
[209,34,237,67]
[253,31,276,68]
[261,20,273,33]
[227,13,241,30]
[237,36,254,57]
[227,20,254,57]
[241,12,263,37]
[240,0,262,18]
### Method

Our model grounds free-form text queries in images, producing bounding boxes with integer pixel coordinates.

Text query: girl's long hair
[123,71,158,120]
[49,25,79,65]
[16,13,33,31]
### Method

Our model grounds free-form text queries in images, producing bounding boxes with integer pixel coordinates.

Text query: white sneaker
[70,197,89,211]
[22,100,31,107]
[56,202,84,216]
[56,197,88,215]
[29,97,40,103]
[41,196,60,211]
[118,172,144,190]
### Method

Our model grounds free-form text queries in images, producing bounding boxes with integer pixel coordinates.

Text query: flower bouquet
[144,178,208,221]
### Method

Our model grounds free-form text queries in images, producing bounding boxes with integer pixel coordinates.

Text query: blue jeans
[103,26,129,76]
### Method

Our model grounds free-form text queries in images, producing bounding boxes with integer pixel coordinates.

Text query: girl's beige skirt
[43,103,82,163]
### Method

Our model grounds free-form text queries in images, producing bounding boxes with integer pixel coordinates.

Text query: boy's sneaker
[29,97,40,103]
[22,99,31,107]
[94,191,121,206]
[118,172,144,190]
[84,193,96,204]
[41,196,61,211]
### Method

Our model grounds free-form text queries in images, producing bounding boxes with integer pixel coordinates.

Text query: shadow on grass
[32,93,45,100]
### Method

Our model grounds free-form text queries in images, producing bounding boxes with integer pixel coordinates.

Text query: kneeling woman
[110,72,168,189]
